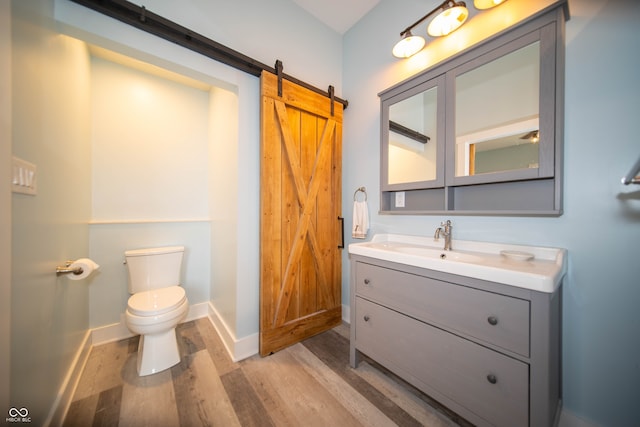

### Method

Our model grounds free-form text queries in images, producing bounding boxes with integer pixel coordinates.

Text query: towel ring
[353,186,367,201]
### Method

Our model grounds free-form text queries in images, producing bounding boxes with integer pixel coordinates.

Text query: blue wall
[342,0,640,425]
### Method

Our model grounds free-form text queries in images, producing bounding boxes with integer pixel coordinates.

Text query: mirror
[455,41,540,177]
[387,86,438,185]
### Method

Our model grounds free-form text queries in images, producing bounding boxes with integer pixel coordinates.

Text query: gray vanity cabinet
[349,255,562,427]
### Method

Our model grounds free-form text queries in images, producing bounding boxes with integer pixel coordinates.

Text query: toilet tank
[124,246,184,293]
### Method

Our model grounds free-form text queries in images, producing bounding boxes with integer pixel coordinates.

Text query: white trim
[206,303,350,362]
[91,318,134,346]
[89,218,211,225]
[207,302,258,362]
[342,304,351,324]
[91,301,258,361]
[185,302,209,322]
[91,302,209,346]
[44,330,92,427]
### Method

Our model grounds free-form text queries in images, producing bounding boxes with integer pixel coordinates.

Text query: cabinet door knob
[364,278,370,285]
[487,316,498,326]
[487,374,498,384]
[364,315,370,322]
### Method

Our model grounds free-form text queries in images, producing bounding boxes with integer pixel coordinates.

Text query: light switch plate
[12,156,37,195]
[395,191,405,208]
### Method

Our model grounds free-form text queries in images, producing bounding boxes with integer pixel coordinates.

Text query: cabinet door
[447,23,557,187]
[355,297,528,427]
[381,75,446,191]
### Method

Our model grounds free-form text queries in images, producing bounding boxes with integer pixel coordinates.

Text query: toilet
[124,246,189,376]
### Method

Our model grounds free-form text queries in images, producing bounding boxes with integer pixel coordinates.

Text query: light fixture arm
[399,0,454,37]
[393,0,507,58]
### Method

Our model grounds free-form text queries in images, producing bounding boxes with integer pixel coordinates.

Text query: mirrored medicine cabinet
[380,2,568,215]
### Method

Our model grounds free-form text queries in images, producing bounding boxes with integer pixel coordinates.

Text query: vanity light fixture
[474,0,507,10]
[520,130,540,143]
[392,1,469,58]
[392,30,427,58]
[427,1,469,37]
[392,0,508,59]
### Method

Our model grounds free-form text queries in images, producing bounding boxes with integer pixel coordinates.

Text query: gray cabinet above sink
[380,2,568,216]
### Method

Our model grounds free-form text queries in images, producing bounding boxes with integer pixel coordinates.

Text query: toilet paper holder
[56,261,83,276]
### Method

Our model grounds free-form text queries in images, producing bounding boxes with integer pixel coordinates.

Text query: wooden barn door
[260,70,343,356]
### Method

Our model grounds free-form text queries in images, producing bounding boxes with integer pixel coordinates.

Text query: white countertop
[348,234,567,293]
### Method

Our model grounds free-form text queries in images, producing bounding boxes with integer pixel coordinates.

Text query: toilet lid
[128,286,186,316]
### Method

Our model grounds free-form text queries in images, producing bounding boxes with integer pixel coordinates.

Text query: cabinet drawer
[356,262,530,357]
[355,297,528,427]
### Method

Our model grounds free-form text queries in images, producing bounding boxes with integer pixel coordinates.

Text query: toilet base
[136,328,181,376]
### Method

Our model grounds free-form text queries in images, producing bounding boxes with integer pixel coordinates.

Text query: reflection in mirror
[455,41,540,177]
[388,86,438,184]
[456,117,540,175]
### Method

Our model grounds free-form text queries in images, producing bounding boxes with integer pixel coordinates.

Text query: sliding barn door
[260,70,343,356]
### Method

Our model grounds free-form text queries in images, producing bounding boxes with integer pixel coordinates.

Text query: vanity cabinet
[349,255,562,427]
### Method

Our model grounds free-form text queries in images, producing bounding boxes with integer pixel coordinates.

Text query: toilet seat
[127,286,186,316]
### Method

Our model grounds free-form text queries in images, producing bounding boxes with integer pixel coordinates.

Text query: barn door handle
[338,216,345,249]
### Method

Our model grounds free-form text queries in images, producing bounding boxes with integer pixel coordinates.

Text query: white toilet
[124,246,189,376]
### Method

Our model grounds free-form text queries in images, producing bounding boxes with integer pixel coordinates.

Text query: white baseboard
[44,329,92,427]
[91,318,134,346]
[342,304,350,324]
[89,301,258,361]
[207,302,258,362]
[185,302,209,322]
[206,303,351,362]
[91,302,210,346]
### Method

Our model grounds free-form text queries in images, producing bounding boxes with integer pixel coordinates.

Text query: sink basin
[393,246,484,263]
[349,234,566,293]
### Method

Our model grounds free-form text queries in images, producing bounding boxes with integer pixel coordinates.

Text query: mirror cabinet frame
[379,2,568,216]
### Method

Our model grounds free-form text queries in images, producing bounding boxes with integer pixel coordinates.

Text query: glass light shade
[427,2,469,37]
[474,0,507,10]
[530,131,540,143]
[392,33,426,58]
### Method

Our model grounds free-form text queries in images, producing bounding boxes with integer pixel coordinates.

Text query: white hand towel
[352,200,369,239]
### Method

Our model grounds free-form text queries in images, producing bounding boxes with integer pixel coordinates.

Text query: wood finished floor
[63,319,471,427]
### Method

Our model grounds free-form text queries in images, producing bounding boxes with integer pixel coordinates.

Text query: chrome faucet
[434,220,453,251]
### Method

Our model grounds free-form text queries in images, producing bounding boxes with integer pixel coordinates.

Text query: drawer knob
[364,315,370,322]
[487,374,498,384]
[487,316,498,326]
[364,278,371,285]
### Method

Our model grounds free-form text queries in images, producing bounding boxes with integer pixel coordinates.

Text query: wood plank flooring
[63,319,471,427]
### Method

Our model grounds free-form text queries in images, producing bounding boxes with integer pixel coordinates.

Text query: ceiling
[291,0,381,34]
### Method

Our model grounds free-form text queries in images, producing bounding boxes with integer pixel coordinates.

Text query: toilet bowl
[123,246,189,376]
[125,286,188,376]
